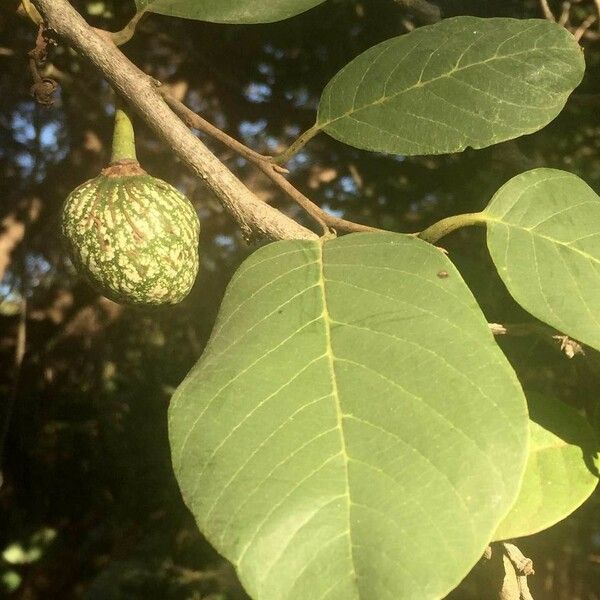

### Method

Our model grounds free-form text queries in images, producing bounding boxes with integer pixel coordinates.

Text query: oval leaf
[494,393,598,540]
[135,0,325,24]
[170,232,528,600]
[316,17,584,155]
[484,168,600,351]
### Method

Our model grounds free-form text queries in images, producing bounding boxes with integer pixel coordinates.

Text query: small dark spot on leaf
[437,270,449,279]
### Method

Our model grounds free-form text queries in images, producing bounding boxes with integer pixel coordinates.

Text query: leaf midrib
[317,240,359,597]
[319,43,566,130]
[485,217,600,265]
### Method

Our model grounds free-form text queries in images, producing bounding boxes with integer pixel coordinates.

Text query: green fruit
[62,161,200,306]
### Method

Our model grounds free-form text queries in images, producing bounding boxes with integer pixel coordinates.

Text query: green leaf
[134,0,326,24]
[315,17,584,155]
[484,168,600,351]
[170,232,528,600]
[494,393,598,540]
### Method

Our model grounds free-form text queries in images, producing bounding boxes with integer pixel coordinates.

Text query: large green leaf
[494,393,598,541]
[315,17,584,155]
[134,0,325,24]
[170,232,528,600]
[484,168,600,351]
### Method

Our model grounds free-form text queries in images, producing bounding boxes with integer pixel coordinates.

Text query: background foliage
[0,0,599,598]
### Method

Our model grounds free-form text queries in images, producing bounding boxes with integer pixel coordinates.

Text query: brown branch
[160,90,287,173]
[393,0,442,23]
[538,0,600,40]
[539,0,556,20]
[502,543,535,600]
[481,543,535,600]
[558,1,571,27]
[20,0,42,24]
[30,0,316,242]
[28,24,57,105]
[161,91,385,235]
[573,13,598,40]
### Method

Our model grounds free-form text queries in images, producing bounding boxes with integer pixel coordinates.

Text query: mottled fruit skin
[62,162,200,306]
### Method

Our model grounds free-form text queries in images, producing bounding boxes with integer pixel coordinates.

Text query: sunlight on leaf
[485,168,600,351]
[494,393,599,540]
[170,232,528,600]
[315,17,584,155]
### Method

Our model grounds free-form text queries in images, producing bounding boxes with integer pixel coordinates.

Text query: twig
[539,0,556,20]
[538,0,600,40]
[558,1,571,26]
[31,0,316,242]
[502,543,535,576]
[393,0,442,23]
[28,24,57,106]
[482,543,535,600]
[161,92,384,235]
[110,7,148,46]
[160,90,288,173]
[573,13,597,40]
[20,0,43,24]
[502,543,535,600]
[271,124,321,165]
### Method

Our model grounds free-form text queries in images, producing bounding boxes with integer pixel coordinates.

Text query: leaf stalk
[110,100,137,163]
[272,123,321,164]
[418,212,487,243]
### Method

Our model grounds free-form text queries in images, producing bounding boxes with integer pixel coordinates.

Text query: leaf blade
[484,168,600,351]
[134,0,326,24]
[494,393,598,540]
[170,232,529,600]
[317,17,584,155]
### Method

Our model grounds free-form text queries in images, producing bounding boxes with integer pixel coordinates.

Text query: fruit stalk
[111,98,137,163]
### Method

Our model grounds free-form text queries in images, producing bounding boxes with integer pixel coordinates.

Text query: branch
[161,92,384,235]
[30,0,316,242]
[502,543,535,600]
[393,0,442,24]
[481,543,535,600]
[538,0,556,21]
[559,1,571,27]
[19,0,43,24]
[538,0,600,40]
[573,13,598,41]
